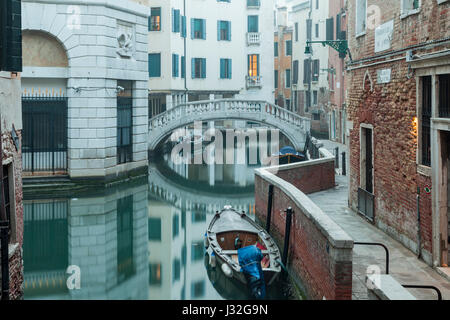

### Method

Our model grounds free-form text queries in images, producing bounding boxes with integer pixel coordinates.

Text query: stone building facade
[0,0,24,299]
[346,0,450,268]
[21,0,149,183]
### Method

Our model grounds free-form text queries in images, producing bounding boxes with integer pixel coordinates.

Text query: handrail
[401,285,443,300]
[354,241,390,274]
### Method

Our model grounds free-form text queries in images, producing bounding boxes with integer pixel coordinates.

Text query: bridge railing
[149,99,311,132]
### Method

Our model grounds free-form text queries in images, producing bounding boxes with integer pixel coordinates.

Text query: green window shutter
[202,19,206,39]
[1,0,22,72]
[228,59,232,79]
[149,53,161,77]
[181,56,185,78]
[248,15,258,33]
[220,59,225,78]
[171,8,175,31]
[217,21,221,41]
[190,19,195,39]
[181,16,186,37]
[201,58,206,78]
[326,17,334,41]
[274,70,278,88]
[191,58,196,78]
[227,21,231,41]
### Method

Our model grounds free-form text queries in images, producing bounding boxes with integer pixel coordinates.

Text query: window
[248,54,259,77]
[274,42,278,57]
[248,15,259,33]
[0,0,22,72]
[306,19,312,40]
[148,53,161,77]
[181,16,187,37]
[303,59,311,84]
[285,69,291,88]
[313,90,318,105]
[191,19,206,39]
[421,76,431,167]
[148,218,162,241]
[149,263,162,285]
[220,58,232,79]
[172,259,181,283]
[316,0,319,9]
[326,17,334,41]
[315,24,319,38]
[172,214,179,239]
[191,281,205,298]
[401,0,420,17]
[356,0,367,36]
[218,20,231,41]
[247,0,260,7]
[293,60,299,85]
[285,40,292,56]
[192,58,206,79]
[274,70,278,88]
[313,111,320,120]
[149,7,161,31]
[191,241,204,261]
[439,74,450,118]
[117,195,134,283]
[117,81,133,164]
[295,23,299,42]
[172,9,181,33]
[172,54,179,77]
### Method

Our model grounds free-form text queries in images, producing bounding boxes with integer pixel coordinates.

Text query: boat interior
[215,230,270,268]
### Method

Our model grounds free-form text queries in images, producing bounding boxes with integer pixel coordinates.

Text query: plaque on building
[375,20,394,53]
[377,69,391,84]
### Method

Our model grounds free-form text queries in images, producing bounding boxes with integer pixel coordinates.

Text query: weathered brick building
[274,17,293,110]
[0,0,24,299]
[346,0,450,268]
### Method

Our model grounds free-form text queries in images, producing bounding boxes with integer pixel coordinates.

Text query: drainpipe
[183,0,188,104]
[417,186,422,259]
[307,0,312,114]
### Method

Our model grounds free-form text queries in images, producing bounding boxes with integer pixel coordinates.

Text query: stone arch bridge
[148,99,311,151]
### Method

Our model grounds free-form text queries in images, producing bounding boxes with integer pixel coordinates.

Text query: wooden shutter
[326,17,334,41]
[202,19,206,39]
[201,59,206,78]
[0,0,22,72]
[191,58,196,78]
[293,60,299,84]
[306,19,312,40]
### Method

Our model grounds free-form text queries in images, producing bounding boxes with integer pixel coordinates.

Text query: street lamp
[305,40,352,61]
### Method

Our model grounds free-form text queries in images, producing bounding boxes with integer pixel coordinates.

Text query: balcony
[247,32,261,45]
[246,76,262,88]
[247,0,260,9]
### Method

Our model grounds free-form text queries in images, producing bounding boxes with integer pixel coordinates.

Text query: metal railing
[354,242,390,274]
[401,285,443,300]
[246,75,262,88]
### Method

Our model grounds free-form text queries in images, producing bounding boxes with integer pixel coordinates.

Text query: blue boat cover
[279,146,297,155]
[237,245,264,280]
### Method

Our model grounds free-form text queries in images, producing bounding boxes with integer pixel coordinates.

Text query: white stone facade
[21,0,149,181]
[147,0,275,109]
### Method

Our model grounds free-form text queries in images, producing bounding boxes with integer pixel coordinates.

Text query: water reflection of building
[23,179,148,299]
[147,163,255,300]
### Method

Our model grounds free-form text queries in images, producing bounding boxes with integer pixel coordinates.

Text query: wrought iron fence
[117,96,133,164]
[358,187,374,221]
[22,96,68,174]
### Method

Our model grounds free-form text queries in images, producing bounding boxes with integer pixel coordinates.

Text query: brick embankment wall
[255,158,353,300]
[1,129,24,299]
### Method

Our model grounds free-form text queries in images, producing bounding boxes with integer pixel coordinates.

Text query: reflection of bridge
[148,166,255,214]
[148,99,311,151]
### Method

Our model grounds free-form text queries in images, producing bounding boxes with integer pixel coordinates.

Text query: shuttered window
[285,40,292,56]
[303,59,311,84]
[149,53,161,77]
[248,54,259,77]
[293,60,299,85]
[172,54,179,77]
[172,9,181,33]
[220,58,232,79]
[326,17,334,41]
[192,58,206,79]
[149,7,161,31]
[248,15,259,33]
[217,20,231,41]
[421,76,431,167]
[0,0,22,72]
[306,19,312,40]
[191,19,206,39]
[312,60,320,82]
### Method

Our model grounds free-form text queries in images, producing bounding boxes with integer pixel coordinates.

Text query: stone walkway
[308,141,450,300]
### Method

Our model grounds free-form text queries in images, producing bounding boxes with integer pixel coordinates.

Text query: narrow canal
[22,137,290,300]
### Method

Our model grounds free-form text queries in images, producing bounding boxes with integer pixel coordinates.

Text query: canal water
[22,140,289,300]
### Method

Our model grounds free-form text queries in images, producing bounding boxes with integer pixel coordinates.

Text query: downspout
[183,0,188,104]
[417,187,422,258]
[307,0,312,113]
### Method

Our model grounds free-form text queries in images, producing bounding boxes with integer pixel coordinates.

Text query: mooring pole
[282,207,293,268]
[266,185,274,234]
[342,152,346,176]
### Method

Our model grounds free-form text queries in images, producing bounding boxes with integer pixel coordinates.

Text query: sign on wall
[375,20,394,53]
[377,69,391,84]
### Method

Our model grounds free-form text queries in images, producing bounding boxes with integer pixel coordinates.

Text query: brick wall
[346,0,449,264]
[255,158,353,300]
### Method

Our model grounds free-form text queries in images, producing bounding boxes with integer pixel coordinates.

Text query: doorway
[358,126,374,220]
